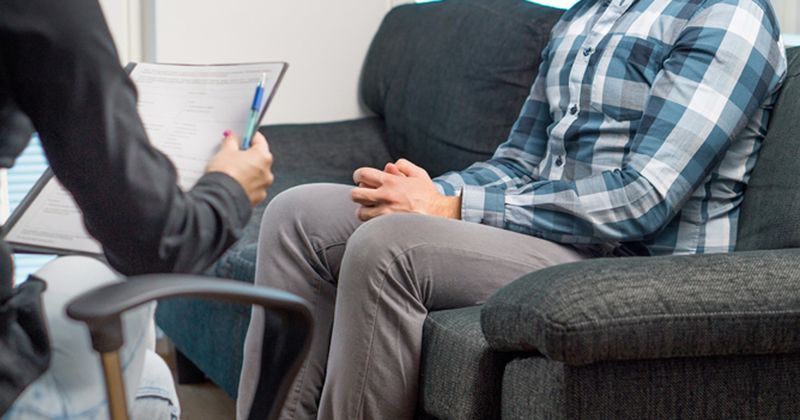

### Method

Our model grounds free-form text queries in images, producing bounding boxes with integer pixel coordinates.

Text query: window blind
[7,136,56,283]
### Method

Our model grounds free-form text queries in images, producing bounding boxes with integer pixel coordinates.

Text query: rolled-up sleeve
[441,1,786,245]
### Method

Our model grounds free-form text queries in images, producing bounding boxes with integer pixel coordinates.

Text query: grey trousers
[237,184,587,420]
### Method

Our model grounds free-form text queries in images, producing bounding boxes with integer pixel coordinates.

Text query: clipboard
[3,61,287,256]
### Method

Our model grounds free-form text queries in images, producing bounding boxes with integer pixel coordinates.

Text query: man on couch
[238,0,787,419]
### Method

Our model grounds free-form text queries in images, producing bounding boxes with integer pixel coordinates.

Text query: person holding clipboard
[0,0,275,418]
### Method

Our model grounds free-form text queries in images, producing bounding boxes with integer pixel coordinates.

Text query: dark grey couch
[156,1,800,418]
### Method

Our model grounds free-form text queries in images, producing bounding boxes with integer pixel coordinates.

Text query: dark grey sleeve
[0,0,252,274]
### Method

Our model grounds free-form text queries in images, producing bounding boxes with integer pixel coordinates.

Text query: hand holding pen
[206,71,274,206]
[207,129,273,206]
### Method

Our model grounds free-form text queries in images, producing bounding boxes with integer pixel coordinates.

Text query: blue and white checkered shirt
[434,0,787,255]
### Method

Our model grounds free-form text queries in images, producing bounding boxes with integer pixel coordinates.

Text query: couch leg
[175,349,208,384]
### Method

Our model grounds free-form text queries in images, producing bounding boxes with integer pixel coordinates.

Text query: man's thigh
[256,183,362,284]
[343,213,588,310]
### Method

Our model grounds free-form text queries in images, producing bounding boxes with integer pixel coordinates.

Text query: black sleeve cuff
[194,171,252,227]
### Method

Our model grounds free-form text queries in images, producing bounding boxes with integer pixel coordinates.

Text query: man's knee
[262,185,316,222]
[341,214,425,280]
[260,183,351,238]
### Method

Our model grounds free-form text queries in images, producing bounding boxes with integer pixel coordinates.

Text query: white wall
[98,0,128,61]
[773,0,800,33]
[108,0,800,124]
[98,0,137,63]
[149,1,392,124]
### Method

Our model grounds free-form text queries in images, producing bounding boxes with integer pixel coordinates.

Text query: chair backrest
[736,47,800,251]
[360,0,563,177]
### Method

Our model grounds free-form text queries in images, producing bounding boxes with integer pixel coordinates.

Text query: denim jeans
[3,256,180,419]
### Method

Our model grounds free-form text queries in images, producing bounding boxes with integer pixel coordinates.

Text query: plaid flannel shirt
[434,0,787,255]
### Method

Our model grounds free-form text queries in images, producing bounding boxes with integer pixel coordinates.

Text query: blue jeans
[3,257,180,419]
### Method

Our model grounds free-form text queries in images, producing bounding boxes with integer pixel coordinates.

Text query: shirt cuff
[433,179,458,196]
[460,185,506,228]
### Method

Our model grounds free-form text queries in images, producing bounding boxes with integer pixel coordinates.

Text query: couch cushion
[737,47,800,251]
[360,0,563,177]
[419,306,508,420]
[481,249,800,365]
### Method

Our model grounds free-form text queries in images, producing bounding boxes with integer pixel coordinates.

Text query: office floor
[176,383,235,420]
[158,337,236,420]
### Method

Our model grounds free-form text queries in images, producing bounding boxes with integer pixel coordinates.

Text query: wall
[773,0,800,33]
[98,0,143,64]
[106,0,800,124]
[149,0,391,124]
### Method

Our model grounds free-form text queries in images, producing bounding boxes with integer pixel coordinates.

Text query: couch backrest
[360,0,563,177]
[736,47,800,251]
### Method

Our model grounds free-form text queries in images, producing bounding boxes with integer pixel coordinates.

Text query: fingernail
[223,130,232,137]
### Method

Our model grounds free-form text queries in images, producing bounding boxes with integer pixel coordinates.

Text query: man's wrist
[434,195,462,219]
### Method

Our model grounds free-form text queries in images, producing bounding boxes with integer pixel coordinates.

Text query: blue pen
[241,73,267,149]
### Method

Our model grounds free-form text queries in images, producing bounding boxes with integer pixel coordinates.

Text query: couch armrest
[481,249,800,365]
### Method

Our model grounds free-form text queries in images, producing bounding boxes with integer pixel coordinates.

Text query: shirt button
[555,156,564,167]
[583,47,593,57]
[569,105,579,115]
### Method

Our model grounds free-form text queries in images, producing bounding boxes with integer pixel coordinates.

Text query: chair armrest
[481,249,800,365]
[66,274,313,420]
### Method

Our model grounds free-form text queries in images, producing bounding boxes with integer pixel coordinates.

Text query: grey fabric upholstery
[360,0,563,177]
[482,248,800,365]
[418,307,509,420]
[503,353,800,419]
[500,356,564,419]
[737,47,800,251]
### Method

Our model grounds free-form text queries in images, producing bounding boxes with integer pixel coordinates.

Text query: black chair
[66,275,313,420]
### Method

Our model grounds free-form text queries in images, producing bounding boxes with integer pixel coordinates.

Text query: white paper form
[5,62,286,255]
[6,178,101,254]
[134,63,284,189]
